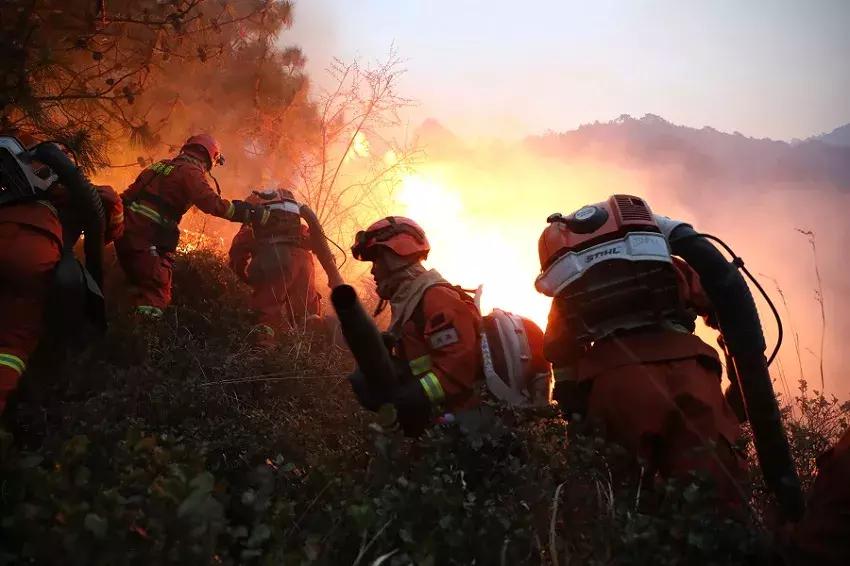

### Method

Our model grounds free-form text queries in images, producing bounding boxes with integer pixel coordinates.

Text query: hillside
[1,248,848,564]
[526,114,850,190]
[811,123,850,148]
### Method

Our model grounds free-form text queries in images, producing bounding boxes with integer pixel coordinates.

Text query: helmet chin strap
[208,169,222,196]
[373,298,389,317]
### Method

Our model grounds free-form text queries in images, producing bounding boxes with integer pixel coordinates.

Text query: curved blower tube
[300,204,344,289]
[32,143,106,288]
[669,225,804,521]
[331,284,397,391]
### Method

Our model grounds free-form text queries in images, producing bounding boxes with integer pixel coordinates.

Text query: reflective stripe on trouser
[252,324,275,336]
[419,371,445,404]
[378,403,401,432]
[0,353,26,414]
[136,305,164,317]
[0,353,25,375]
[0,222,58,414]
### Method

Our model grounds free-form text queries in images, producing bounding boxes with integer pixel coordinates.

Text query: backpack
[414,284,554,408]
[480,308,554,408]
[0,136,57,207]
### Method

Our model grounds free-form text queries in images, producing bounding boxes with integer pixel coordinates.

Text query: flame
[176,226,226,254]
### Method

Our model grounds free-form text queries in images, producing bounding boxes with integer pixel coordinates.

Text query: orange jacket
[392,285,483,414]
[0,201,63,244]
[120,152,236,248]
[544,256,718,382]
[0,184,124,246]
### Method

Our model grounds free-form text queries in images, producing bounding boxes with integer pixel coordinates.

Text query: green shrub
[1,249,847,564]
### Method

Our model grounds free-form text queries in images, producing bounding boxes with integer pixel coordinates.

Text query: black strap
[123,162,182,223]
[410,282,477,335]
[136,189,182,223]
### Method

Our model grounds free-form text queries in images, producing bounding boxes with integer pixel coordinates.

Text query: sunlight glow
[396,172,552,327]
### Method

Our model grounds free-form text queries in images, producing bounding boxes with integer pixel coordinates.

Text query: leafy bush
[1,249,847,565]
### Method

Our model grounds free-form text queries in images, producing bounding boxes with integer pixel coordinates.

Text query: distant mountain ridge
[810,123,850,148]
[525,114,850,190]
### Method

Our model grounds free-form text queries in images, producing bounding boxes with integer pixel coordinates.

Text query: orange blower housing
[536,195,689,342]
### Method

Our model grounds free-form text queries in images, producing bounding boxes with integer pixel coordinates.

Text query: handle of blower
[299,204,344,289]
[331,284,397,391]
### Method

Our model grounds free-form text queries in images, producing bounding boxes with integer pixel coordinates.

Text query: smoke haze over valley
[396,113,850,397]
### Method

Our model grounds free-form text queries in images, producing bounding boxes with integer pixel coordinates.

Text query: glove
[231,200,271,227]
[348,369,387,411]
[381,331,398,351]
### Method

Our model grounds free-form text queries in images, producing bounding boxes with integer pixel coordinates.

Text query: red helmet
[182,134,224,168]
[246,188,296,206]
[352,216,430,261]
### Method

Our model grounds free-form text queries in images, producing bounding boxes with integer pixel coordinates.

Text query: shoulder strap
[411,282,478,334]
[125,161,182,222]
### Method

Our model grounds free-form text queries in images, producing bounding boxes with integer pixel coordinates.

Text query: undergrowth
[0,249,846,565]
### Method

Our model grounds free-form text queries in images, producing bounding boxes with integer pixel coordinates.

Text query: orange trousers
[249,248,320,342]
[115,239,174,314]
[583,357,746,503]
[0,223,61,413]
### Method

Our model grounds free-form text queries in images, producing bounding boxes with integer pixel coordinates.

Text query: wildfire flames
[93,126,846,394]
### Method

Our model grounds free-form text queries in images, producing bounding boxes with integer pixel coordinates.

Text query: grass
[0,247,847,565]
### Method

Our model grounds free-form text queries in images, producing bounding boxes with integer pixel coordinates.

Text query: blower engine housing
[536,194,689,342]
[0,136,58,207]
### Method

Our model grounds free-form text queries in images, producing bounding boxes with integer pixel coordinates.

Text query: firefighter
[0,136,123,415]
[116,134,274,317]
[346,216,484,436]
[228,188,322,347]
[536,195,801,514]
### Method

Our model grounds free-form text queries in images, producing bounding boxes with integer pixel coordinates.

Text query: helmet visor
[351,230,372,261]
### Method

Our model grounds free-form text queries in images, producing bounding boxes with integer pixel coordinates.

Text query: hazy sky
[288,1,850,141]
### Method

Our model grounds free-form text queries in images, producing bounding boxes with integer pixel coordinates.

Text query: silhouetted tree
[0,0,313,174]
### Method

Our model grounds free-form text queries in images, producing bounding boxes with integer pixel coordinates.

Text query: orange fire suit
[228,223,321,342]
[782,427,850,565]
[385,283,484,433]
[116,153,242,316]
[0,187,123,414]
[544,257,745,501]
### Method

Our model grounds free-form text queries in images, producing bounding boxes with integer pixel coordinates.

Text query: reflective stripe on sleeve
[409,355,432,376]
[419,371,445,404]
[225,202,235,219]
[0,353,26,375]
